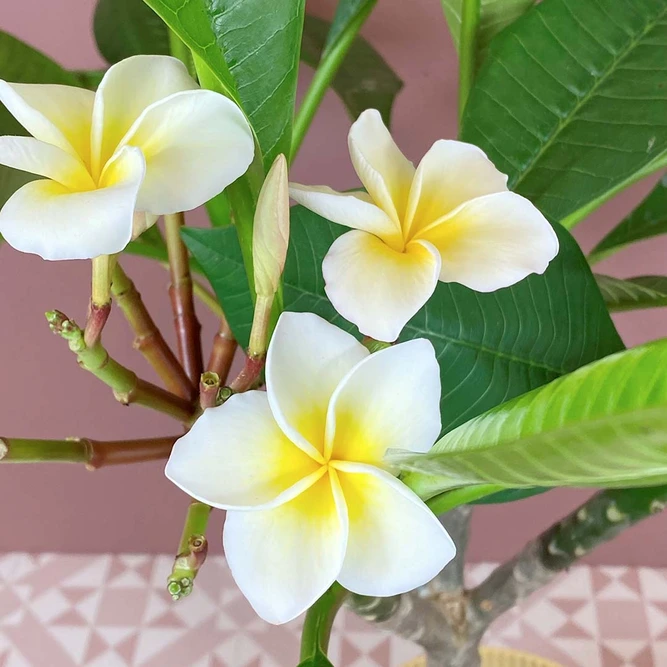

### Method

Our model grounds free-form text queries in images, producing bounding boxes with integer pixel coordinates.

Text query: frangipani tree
[0,1,667,666]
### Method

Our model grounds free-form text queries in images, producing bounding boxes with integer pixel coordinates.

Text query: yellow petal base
[403,647,563,667]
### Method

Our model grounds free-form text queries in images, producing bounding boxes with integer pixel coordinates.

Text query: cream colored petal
[404,140,508,237]
[289,183,403,250]
[0,81,94,164]
[223,470,348,624]
[332,462,455,596]
[326,339,441,464]
[322,231,441,342]
[0,136,94,190]
[416,192,559,292]
[166,391,322,510]
[348,109,415,223]
[112,89,254,214]
[0,146,144,260]
[91,55,198,177]
[266,312,369,461]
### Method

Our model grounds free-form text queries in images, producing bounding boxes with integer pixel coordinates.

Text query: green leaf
[204,0,305,167]
[596,274,667,312]
[461,0,667,223]
[590,175,667,263]
[184,207,623,435]
[324,0,375,56]
[94,0,170,64]
[301,15,402,126]
[142,0,239,100]
[441,0,534,57]
[72,69,106,90]
[0,30,81,207]
[398,339,667,499]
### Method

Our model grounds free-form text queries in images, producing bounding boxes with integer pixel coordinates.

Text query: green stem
[0,436,177,468]
[564,150,667,233]
[290,2,377,161]
[300,583,347,661]
[46,310,196,423]
[458,0,481,125]
[426,484,506,514]
[169,29,197,78]
[168,501,212,600]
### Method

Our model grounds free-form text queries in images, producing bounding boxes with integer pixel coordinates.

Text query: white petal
[322,231,441,342]
[326,339,441,464]
[223,471,348,624]
[332,462,455,596]
[0,136,94,190]
[416,192,559,292]
[117,89,254,214]
[289,183,403,249]
[405,140,508,237]
[348,109,415,223]
[165,391,321,510]
[0,146,144,260]
[91,55,197,176]
[266,312,369,460]
[0,81,94,163]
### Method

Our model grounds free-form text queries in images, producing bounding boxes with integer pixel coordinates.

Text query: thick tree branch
[207,318,237,384]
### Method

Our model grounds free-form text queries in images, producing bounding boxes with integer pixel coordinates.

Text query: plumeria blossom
[0,55,254,260]
[289,109,559,342]
[166,312,455,624]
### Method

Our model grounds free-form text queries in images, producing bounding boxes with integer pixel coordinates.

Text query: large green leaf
[596,274,667,312]
[142,0,239,99]
[301,15,402,127]
[205,0,305,167]
[399,339,667,500]
[94,0,170,63]
[184,206,623,435]
[461,0,667,224]
[0,31,81,207]
[441,0,534,56]
[590,175,667,263]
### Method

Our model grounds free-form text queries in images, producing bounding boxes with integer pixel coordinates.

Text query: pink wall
[1,0,666,565]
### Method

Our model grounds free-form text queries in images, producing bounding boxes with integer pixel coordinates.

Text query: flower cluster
[0,57,558,625]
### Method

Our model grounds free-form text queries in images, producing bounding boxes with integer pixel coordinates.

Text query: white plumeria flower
[0,55,254,260]
[166,312,455,624]
[290,109,559,342]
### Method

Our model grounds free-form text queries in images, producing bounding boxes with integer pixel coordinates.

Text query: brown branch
[0,436,177,469]
[229,354,265,393]
[207,318,237,383]
[164,212,203,386]
[112,263,194,401]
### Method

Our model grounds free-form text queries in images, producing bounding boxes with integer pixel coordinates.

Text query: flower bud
[253,154,290,298]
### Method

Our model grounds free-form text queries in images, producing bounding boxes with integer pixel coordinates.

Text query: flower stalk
[207,318,237,383]
[199,371,221,409]
[300,583,348,661]
[46,310,196,423]
[111,263,194,400]
[85,255,116,347]
[165,212,203,387]
[167,500,212,601]
[0,435,177,469]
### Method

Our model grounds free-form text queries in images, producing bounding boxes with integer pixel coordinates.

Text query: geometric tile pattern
[0,555,664,666]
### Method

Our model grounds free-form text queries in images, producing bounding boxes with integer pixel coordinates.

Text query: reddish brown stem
[229,354,265,393]
[112,264,194,401]
[0,436,177,469]
[165,212,203,387]
[83,302,111,348]
[207,318,237,383]
[199,372,221,410]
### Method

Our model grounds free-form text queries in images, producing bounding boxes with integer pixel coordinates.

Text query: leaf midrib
[509,4,667,191]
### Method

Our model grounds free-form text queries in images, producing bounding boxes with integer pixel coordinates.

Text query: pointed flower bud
[253,153,290,298]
